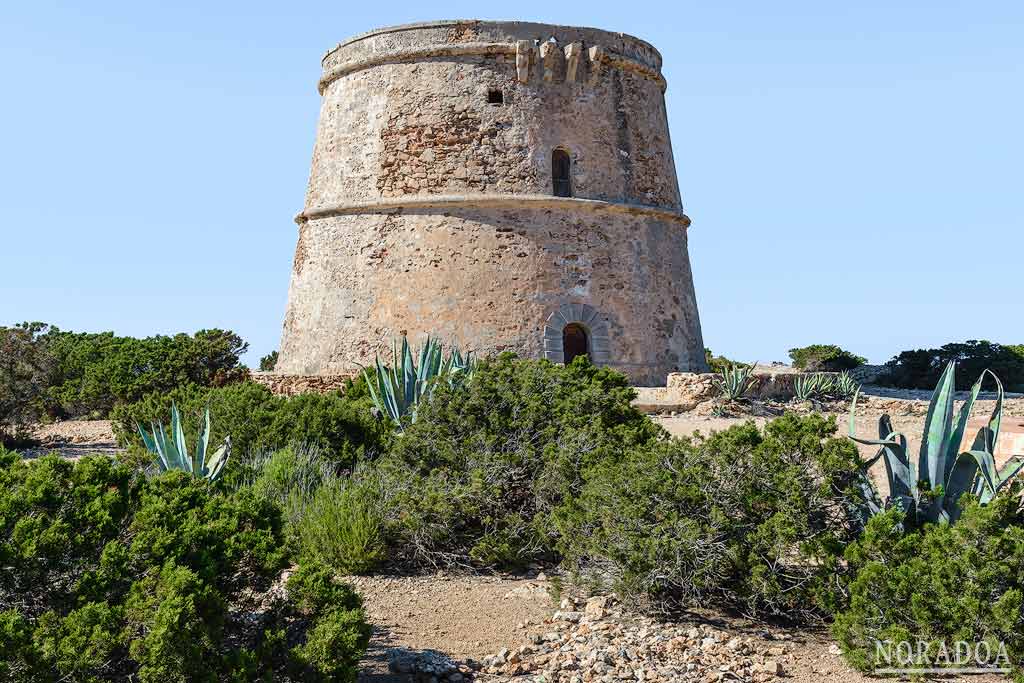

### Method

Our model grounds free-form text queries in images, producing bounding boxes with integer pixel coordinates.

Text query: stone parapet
[250,371,357,397]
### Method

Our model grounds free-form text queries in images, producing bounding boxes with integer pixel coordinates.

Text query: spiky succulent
[850,361,1024,524]
[793,372,835,400]
[136,403,230,481]
[364,336,474,431]
[832,371,860,400]
[715,362,755,401]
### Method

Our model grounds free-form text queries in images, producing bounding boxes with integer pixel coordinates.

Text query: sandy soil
[346,573,554,681]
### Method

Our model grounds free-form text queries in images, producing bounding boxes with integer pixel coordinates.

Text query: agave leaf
[429,341,444,381]
[962,448,999,497]
[391,359,408,417]
[205,438,231,481]
[196,405,211,474]
[946,450,987,519]
[171,403,192,473]
[151,421,167,463]
[153,420,179,471]
[137,422,158,454]
[438,351,453,382]
[848,388,863,437]
[143,421,170,471]
[849,395,914,502]
[364,367,382,411]
[995,457,1024,493]
[919,361,956,490]
[401,337,416,408]
[377,356,400,426]
[416,336,432,388]
[944,371,988,485]
[879,438,913,501]
[855,476,883,524]
[985,371,1004,454]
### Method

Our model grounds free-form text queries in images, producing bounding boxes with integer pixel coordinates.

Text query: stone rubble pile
[388,648,474,682]
[478,595,787,683]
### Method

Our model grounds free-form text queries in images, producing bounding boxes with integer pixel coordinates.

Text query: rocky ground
[352,575,1009,683]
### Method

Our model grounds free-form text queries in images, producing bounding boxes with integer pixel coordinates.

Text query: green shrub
[295,478,386,575]
[375,354,663,569]
[285,562,371,682]
[0,453,370,682]
[41,326,249,418]
[832,494,1024,675]
[882,340,1024,391]
[704,347,748,373]
[242,445,385,575]
[788,344,866,372]
[111,378,389,470]
[0,608,45,681]
[244,444,386,574]
[259,351,279,372]
[246,444,330,512]
[0,322,55,445]
[556,414,870,620]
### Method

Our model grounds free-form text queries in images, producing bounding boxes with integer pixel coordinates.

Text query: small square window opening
[487,89,504,105]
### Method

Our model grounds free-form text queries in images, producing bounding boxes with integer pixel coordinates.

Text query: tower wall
[277,20,707,385]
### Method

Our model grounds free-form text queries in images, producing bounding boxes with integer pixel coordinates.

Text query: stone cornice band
[317,42,666,94]
[295,194,691,228]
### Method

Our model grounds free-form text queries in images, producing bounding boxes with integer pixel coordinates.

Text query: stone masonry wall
[277,20,706,385]
[306,52,680,208]
[280,205,703,385]
[250,371,357,397]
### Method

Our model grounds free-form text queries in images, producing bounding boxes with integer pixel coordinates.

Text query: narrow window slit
[552,149,571,197]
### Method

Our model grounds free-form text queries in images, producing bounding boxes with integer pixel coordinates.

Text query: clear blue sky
[2,1,1021,367]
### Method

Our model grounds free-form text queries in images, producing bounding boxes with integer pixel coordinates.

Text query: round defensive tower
[277,19,707,385]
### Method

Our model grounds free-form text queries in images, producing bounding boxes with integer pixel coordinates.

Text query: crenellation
[540,40,564,83]
[564,42,583,82]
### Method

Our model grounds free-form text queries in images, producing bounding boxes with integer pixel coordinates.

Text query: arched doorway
[562,323,588,365]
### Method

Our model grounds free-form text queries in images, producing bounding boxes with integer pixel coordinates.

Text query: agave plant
[793,372,832,400]
[850,361,1024,524]
[364,336,474,431]
[831,371,860,400]
[136,403,230,481]
[715,362,756,401]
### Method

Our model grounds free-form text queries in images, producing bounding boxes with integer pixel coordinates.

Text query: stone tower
[277,20,707,385]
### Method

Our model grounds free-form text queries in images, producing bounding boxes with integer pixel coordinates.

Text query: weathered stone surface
[482,594,788,682]
[249,371,356,396]
[277,20,707,386]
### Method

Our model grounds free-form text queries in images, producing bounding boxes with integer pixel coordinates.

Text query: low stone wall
[250,371,358,397]
[634,369,841,413]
